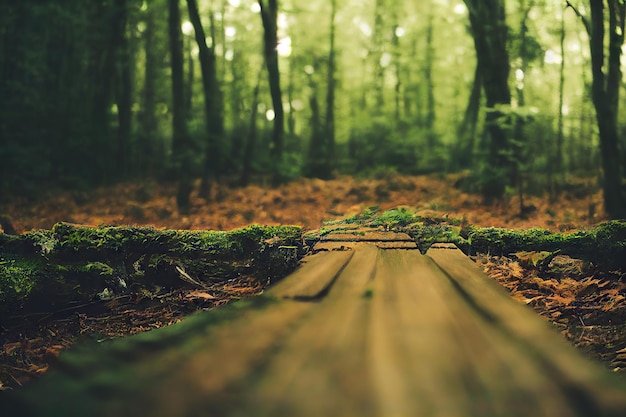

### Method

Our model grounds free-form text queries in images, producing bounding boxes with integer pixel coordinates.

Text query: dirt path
[3,229,626,417]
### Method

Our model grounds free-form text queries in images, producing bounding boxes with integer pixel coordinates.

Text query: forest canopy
[1,0,625,218]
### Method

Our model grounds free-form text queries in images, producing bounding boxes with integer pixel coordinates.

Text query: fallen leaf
[185,291,216,300]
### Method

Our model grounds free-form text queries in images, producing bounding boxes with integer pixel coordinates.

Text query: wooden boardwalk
[3,228,626,416]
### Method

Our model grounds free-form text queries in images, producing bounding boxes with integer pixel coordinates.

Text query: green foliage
[371,207,416,228]
[0,257,40,303]
[84,262,114,276]
[464,221,626,269]
[0,223,303,315]
[276,152,304,182]
[346,119,447,176]
[0,0,615,204]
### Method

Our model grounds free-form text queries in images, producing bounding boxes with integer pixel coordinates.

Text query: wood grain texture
[5,241,626,417]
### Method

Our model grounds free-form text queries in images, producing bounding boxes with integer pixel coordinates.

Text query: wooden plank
[321,231,413,242]
[226,244,380,416]
[430,242,458,249]
[313,241,418,251]
[269,249,354,299]
[6,244,626,417]
[312,241,360,251]
[375,241,418,249]
[427,246,626,415]
[3,296,315,417]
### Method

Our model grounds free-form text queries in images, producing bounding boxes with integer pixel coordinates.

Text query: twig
[6,296,131,322]
[10,374,22,387]
[175,265,209,289]
[565,0,591,35]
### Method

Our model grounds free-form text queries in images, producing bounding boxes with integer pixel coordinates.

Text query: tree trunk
[590,1,626,218]
[306,75,324,178]
[372,0,385,108]
[186,0,223,199]
[168,0,193,214]
[556,9,566,182]
[455,63,482,169]
[114,0,132,180]
[463,0,512,202]
[258,0,284,182]
[323,0,337,179]
[570,0,626,218]
[424,13,436,148]
[139,4,158,175]
[240,65,265,187]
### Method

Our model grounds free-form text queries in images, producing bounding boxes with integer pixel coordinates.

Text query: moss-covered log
[462,221,626,269]
[0,223,303,318]
[315,207,626,270]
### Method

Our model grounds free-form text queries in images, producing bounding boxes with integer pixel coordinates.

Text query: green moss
[466,221,626,269]
[0,223,304,316]
[84,262,114,276]
[0,257,41,303]
[405,222,465,252]
[372,207,416,228]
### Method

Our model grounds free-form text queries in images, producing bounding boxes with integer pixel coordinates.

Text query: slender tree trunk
[594,0,626,218]
[114,0,132,179]
[240,65,265,187]
[90,2,119,184]
[463,0,512,202]
[556,8,566,181]
[512,1,533,210]
[372,0,385,108]
[184,34,194,119]
[168,0,193,214]
[392,22,402,123]
[258,0,284,181]
[186,0,223,199]
[323,0,337,179]
[424,13,436,147]
[139,4,158,175]
[456,63,482,168]
[569,1,626,218]
[287,59,296,138]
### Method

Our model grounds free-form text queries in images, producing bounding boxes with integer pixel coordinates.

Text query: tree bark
[258,0,284,181]
[139,3,158,175]
[590,0,626,218]
[424,13,436,148]
[240,65,265,187]
[556,8,566,181]
[455,63,482,169]
[569,0,626,218]
[323,0,337,179]
[463,0,512,202]
[186,0,223,199]
[168,0,193,214]
[114,0,132,179]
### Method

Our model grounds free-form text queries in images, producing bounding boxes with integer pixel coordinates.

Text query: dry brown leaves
[2,174,608,234]
[0,174,617,388]
[476,252,626,374]
[0,276,265,390]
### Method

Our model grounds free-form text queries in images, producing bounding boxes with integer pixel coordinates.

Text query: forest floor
[1,173,624,391]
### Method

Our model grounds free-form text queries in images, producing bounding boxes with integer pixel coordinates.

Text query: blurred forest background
[1,0,625,218]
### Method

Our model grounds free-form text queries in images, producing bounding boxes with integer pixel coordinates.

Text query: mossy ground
[0,223,303,315]
[0,223,303,390]
[1,205,624,390]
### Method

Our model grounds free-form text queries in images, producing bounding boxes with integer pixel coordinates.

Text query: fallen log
[0,223,304,320]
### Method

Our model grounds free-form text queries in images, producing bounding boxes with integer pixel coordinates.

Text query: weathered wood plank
[313,240,418,251]
[228,244,379,416]
[374,241,418,249]
[321,231,413,241]
[427,246,626,415]
[4,240,626,417]
[269,249,354,299]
